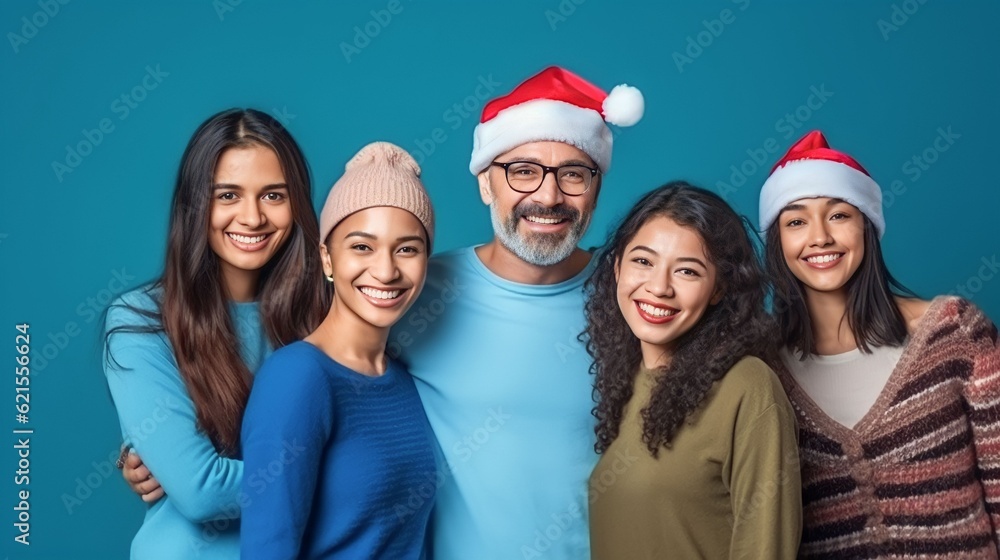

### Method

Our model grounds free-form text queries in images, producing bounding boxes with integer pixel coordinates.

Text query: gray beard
[489,201,590,267]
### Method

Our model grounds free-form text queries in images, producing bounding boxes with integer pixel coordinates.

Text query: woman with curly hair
[585,181,801,559]
[760,131,1000,558]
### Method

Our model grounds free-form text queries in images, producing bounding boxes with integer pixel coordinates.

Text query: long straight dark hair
[108,108,329,456]
[765,214,914,357]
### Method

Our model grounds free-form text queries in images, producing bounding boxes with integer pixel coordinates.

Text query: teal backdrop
[2,1,998,557]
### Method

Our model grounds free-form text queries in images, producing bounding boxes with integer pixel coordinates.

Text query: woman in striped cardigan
[759,130,1000,559]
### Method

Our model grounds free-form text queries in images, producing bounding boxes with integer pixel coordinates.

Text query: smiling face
[615,215,720,368]
[478,141,599,266]
[208,144,292,300]
[321,206,428,331]
[777,197,865,300]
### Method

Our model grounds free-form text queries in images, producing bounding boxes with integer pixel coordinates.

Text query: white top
[782,344,905,429]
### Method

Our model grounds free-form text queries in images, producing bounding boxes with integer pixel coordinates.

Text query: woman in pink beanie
[241,142,437,559]
[760,130,1000,558]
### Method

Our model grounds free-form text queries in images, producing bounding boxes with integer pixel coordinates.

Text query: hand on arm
[121,451,164,503]
[104,304,243,523]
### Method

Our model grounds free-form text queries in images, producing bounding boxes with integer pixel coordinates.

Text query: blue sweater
[103,286,271,559]
[240,341,436,560]
[389,246,599,559]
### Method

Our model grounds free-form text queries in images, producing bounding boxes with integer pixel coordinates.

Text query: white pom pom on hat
[469,66,644,175]
[603,84,644,127]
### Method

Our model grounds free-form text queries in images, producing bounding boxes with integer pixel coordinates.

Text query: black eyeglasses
[490,161,600,196]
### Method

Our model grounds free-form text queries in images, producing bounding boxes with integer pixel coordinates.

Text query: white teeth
[638,302,677,317]
[525,216,562,225]
[806,254,842,264]
[228,233,267,244]
[360,287,401,300]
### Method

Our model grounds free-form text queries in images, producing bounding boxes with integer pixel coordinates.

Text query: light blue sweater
[103,286,270,560]
[389,246,599,560]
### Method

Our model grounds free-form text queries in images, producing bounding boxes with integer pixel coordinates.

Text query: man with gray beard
[389,66,643,560]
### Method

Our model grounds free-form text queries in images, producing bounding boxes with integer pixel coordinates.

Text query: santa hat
[759,130,884,237]
[469,66,644,175]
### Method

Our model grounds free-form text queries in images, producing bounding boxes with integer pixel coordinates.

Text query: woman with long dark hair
[240,142,437,558]
[759,130,1000,558]
[103,108,327,559]
[585,182,801,559]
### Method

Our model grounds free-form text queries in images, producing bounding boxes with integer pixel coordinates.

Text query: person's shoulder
[255,341,332,388]
[921,295,997,347]
[711,357,797,436]
[725,355,777,381]
[261,341,326,372]
[431,246,472,262]
[102,285,172,373]
[115,284,161,308]
[104,284,162,332]
[717,356,788,407]
[427,246,473,273]
[895,296,934,334]
[420,246,479,294]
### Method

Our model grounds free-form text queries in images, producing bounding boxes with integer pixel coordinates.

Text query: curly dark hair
[584,181,776,456]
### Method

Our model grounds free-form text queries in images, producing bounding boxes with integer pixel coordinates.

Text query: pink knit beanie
[319,142,434,249]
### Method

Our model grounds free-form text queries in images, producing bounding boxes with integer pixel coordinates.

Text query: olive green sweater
[589,356,802,560]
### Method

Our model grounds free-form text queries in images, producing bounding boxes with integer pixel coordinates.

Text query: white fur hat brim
[759,159,885,237]
[469,99,613,175]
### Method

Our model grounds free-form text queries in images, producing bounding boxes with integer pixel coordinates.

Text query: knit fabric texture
[779,296,1000,559]
[319,141,434,247]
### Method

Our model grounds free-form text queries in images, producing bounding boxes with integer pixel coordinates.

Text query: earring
[324,273,334,283]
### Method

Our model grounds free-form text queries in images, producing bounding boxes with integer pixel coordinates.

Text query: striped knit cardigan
[777,296,1000,559]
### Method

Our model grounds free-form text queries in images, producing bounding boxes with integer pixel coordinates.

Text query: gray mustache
[513,203,579,221]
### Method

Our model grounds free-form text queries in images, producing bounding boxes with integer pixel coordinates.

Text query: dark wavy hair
[584,181,776,456]
[106,108,329,456]
[765,213,915,357]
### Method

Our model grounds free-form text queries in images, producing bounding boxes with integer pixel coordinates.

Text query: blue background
[2,0,998,557]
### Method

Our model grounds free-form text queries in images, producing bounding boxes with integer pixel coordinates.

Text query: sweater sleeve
[961,302,1000,549]
[103,299,243,523]
[727,364,803,560]
[241,345,335,560]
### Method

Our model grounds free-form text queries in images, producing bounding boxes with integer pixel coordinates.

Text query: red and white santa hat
[469,66,644,175]
[759,130,885,237]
